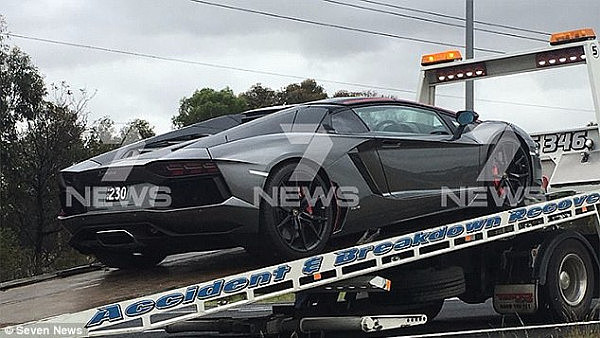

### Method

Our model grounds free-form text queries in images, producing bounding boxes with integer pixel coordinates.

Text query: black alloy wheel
[259,163,334,260]
[488,140,531,207]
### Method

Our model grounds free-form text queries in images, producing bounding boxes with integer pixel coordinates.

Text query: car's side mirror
[452,110,479,140]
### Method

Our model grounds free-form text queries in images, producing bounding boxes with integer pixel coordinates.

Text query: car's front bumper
[59,196,259,255]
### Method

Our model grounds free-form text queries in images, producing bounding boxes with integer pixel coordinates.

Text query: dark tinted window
[331,109,369,134]
[354,105,449,135]
[225,107,297,142]
[293,106,328,132]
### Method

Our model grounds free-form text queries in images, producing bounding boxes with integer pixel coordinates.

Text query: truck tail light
[536,46,586,68]
[435,62,487,83]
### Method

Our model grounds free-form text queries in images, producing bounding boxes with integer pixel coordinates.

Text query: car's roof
[304,97,457,116]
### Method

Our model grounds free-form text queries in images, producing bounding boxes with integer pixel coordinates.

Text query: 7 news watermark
[2,324,86,337]
[441,186,545,208]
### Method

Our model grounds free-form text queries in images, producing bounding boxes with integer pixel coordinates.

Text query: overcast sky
[2,0,599,134]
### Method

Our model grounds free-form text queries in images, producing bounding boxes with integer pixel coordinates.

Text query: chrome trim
[96,229,135,238]
[248,169,269,177]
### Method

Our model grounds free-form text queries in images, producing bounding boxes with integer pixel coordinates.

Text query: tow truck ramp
[6,191,600,336]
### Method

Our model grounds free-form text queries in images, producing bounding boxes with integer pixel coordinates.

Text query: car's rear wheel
[94,250,166,269]
[258,162,334,260]
[487,138,531,208]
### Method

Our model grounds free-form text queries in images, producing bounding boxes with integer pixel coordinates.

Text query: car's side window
[330,109,369,134]
[353,105,450,135]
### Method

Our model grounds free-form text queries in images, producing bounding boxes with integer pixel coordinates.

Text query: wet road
[0,249,259,326]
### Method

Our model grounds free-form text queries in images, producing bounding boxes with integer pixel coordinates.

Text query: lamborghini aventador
[58,98,542,268]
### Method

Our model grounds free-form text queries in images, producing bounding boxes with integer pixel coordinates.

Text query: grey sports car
[58,98,542,268]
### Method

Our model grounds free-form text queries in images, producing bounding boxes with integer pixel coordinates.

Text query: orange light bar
[421,50,462,66]
[550,28,596,45]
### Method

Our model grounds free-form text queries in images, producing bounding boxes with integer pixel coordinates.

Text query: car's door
[351,104,483,217]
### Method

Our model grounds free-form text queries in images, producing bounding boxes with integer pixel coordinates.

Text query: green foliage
[333,89,379,98]
[239,83,278,110]
[85,116,120,155]
[277,79,327,105]
[120,118,156,144]
[0,227,31,281]
[172,87,247,128]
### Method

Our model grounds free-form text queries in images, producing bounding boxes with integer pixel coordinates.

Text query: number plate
[105,186,128,202]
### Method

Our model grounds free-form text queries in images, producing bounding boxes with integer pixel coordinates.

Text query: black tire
[414,299,444,321]
[95,250,166,269]
[485,137,532,208]
[540,239,594,321]
[258,162,334,260]
[372,266,465,305]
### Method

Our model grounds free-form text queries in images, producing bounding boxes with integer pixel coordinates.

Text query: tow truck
[2,28,600,337]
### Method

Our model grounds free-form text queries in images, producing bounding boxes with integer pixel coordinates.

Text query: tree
[1,19,46,207]
[1,23,92,279]
[277,79,327,105]
[333,89,379,98]
[239,83,278,110]
[85,116,120,155]
[2,84,89,275]
[172,87,247,128]
[119,119,155,146]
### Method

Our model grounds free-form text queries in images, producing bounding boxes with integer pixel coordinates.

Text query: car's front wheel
[258,162,334,260]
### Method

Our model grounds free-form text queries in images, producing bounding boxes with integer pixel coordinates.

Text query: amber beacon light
[421,50,463,66]
[550,28,596,45]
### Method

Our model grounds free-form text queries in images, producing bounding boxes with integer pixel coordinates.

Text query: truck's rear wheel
[540,239,594,321]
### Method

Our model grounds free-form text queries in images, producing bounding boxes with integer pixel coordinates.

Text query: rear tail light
[151,161,220,177]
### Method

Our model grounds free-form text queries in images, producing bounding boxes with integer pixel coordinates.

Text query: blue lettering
[125,300,155,317]
[527,206,543,218]
[358,246,374,260]
[156,293,184,310]
[558,199,572,210]
[574,195,587,207]
[335,248,358,266]
[197,280,224,300]
[466,220,485,232]
[373,242,393,255]
[249,272,271,288]
[587,193,599,204]
[428,227,447,242]
[543,203,558,214]
[509,208,527,223]
[223,278,249,293]
[412,232,430,246]
[447,225,464,237]
[485,216,501,228]
[182,286,198,304]
[394,237,412,250]
[86,305,122,328]
[273,265,291,281]
[302,257,322,275]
